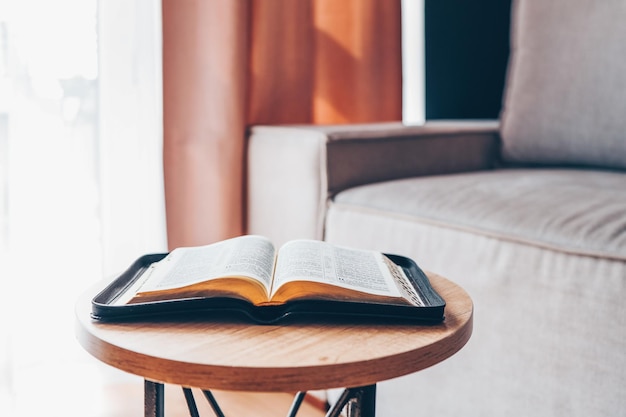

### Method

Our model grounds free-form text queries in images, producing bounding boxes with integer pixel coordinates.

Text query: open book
[92,235,446,323]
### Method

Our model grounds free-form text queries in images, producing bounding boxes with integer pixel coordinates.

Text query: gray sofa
[246,1,626,416]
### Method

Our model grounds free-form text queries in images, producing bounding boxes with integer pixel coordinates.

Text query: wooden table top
[75,273,473,392]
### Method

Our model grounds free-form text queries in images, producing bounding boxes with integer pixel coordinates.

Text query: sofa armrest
[247,120,500,246]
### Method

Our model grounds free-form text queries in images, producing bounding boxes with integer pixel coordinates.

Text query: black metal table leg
[357,384,376,417]
[326,384,376,417]
[145,380,165,417]
[183,387,201,417]
[286,391,307,417]
[202,390,227,417]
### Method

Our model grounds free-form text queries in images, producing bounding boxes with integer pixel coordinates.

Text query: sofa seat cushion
[329,168,626,260]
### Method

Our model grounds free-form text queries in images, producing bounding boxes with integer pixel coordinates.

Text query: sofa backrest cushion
[500,0,626,170]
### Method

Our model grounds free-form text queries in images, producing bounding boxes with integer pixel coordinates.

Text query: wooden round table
[76,273,473,417]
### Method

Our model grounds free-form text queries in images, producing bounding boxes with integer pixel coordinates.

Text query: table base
[144,380,376,417]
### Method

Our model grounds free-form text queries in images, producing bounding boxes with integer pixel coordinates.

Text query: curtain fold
[163,0,402,250]
[313,0,403,122]
[163,0,249,248]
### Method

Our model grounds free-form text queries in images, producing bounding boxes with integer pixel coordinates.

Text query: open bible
[91,235,446,323]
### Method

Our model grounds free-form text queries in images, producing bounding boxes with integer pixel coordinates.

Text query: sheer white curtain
[99,0,167,275]
[0,0,165,414]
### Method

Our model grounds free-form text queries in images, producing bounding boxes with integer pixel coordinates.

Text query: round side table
[75,273,473,417]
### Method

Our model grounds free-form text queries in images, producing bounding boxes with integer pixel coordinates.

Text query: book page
[136,235,276,294]
[271,240,402,298]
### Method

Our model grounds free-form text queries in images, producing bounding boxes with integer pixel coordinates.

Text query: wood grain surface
[75,273,472,392]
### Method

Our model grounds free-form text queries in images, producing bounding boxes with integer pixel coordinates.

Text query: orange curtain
[163,0,402,250]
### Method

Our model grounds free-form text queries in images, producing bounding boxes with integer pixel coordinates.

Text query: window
[0,1,166,414]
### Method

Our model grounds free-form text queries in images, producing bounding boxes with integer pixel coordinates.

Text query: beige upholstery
[246,1,626,415]
[501,0,626,169]
[248,121,500,246]
[327,204,625,416]
[332,169,626,260]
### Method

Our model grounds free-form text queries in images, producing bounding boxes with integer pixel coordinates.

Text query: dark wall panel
[425,0,512,120]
